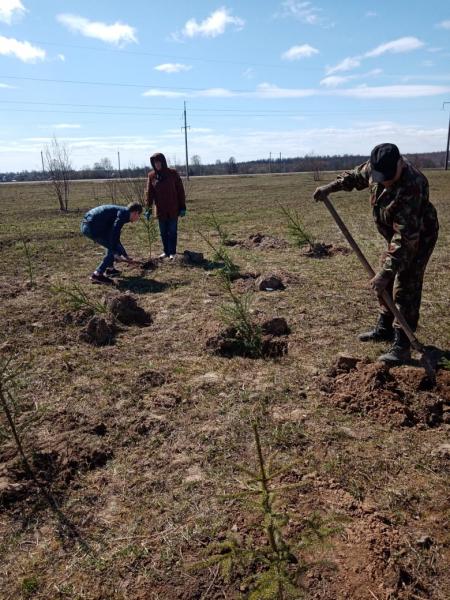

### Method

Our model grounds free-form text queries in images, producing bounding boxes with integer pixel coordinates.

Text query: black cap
[370,143,401,183]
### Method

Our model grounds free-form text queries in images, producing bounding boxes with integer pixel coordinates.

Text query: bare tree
[118,163,146,205]
[43,137,72,211]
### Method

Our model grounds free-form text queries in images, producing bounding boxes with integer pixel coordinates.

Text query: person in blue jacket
[80,202,142,284]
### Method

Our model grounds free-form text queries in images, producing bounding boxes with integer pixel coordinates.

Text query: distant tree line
[1,151,446,182]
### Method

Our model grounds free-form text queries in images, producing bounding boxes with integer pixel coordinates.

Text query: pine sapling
[219,273,262,358]
[0,355,91,552]
[279,204,314,249]
[51,282,108,314]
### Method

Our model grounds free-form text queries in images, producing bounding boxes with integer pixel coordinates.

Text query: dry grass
[0,171,449,599]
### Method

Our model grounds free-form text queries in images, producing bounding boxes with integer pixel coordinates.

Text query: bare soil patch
[321,359,449,427]
[107,293,153,326]
[240,232,289,250]
[302,242,352,258]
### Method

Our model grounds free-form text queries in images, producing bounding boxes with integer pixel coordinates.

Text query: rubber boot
[358,313,394,342]
[378,328,411,365]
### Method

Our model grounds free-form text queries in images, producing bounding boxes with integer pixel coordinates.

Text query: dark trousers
[379,233,438,331]
[158,218,178,256]
[81,222,125,273]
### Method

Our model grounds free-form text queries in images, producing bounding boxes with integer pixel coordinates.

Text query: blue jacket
[82,205,130,252]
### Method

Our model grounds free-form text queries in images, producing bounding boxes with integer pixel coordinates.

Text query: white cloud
[436,20,450,30]
[0,35,45,62]
[327,37,425,75]
[365,36,424,58]
[320,75,354,87]
[177,7,244,39]
[0,82,15,88]
[52,124,81,129]
[255,83,316,98]
[142,82,450,100]
[320,69,382,87]
[57,14,137,46]
[282,44,319,60]
[154,63,192,73]
[57,53,65,62]
[1,122,447,171]
[0,0,26,24]
[276,1,323,25]
[242,67,255,79]
[142,88,186,98]
[326,56,361,75]
[365,11,377,18]
[336,84,450,99]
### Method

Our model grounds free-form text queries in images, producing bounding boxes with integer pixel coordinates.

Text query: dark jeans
[158,218,178,256]
[81,222,126,273]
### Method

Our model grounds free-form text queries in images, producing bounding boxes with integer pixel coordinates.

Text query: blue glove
[144,209,152,221]
[179,209,186,218]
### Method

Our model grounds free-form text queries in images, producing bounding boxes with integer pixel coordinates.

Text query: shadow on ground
[117,277,170,294]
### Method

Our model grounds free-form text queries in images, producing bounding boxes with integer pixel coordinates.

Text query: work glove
[370,271,392,295]
[179,209,186,218]
[313,181,340,202]
[144,209,152,221]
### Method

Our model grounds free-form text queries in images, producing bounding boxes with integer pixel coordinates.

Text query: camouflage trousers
[379,232,438,331]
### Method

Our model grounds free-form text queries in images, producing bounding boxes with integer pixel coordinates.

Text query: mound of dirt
[256,274,286,291]
[242,233,289,250]
[79,315,116,346]
[182,250,207,266]
[302,242,351,258]
[0,434,113,508]
[206,317,289,359]
[107,294,153,326]
[322,360,448,427]
[140,258,160,271]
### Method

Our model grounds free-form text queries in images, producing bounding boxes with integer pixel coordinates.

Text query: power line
[0,100,440,117]
[0,74,258,92]
[25,38,323,71]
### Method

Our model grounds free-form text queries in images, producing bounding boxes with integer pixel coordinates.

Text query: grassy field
[0,171,449,600]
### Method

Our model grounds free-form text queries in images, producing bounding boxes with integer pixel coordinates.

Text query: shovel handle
[322,196,423,352]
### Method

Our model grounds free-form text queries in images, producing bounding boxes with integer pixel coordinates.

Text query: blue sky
[1,0,450,171]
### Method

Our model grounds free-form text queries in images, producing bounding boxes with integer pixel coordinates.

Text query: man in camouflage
[313,143,439,364]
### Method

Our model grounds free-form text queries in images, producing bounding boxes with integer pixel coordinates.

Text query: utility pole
[269,152,272,173]
[279,152,282,173]
[444,102,450,170]
[182,101,190,180]
[40,150,45,177]
[117,151,121,176]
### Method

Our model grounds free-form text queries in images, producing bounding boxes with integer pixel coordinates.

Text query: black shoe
[358,314,394,342]
[378,329,411,365]
[105,268,121,277]
[91,272,114,285]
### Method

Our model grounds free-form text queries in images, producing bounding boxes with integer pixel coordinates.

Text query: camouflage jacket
[333,159,439,277]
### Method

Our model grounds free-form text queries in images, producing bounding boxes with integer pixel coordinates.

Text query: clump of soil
[241,233,289,250]
[107,294,153,326]
[205,317,290,359]
[302,242,351,258]
[62,307,95,326]
[80,315,116,346]
[182,250,207,266]
[322,359,448,427]
[256,273,286,291]
[140,258,160,271]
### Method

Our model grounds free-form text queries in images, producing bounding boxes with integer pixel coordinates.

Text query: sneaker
[91,272,114,285]
[159,253,167,259]
[169,254,176,260]
[105,267,121,277]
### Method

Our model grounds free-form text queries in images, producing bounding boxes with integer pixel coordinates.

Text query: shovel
[322,195,436,385]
